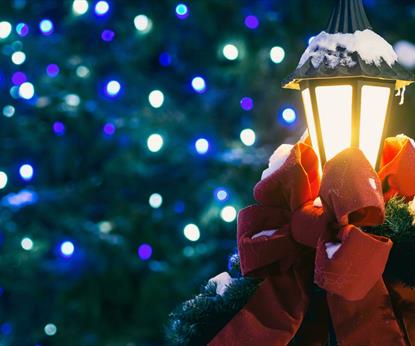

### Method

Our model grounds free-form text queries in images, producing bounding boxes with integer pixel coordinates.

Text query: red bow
[209,136,415,346]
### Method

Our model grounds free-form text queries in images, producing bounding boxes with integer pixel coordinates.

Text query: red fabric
[209,138,415,346]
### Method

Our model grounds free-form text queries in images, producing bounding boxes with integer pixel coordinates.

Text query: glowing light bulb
[106,80,121,97]
[221,206,237,223]
[0,172,8,189]
[195,138,209,154]
[148,90,164,108]
[95,1,109,15]
[223,44,239,61]
[134,15,152,33]
[281,108,297,124]
[72,0,89,15]
[39,19,54,35]
[21,237,33,251]
[183,224,200,241]
[11,51,26,65]
[60,241,75,257]
[0,21,12,39]
[240,129,256,146]
[270,46,285,64]
[147,134,164,152]
[44,323,57,336]
[149,193,163,208]
[19,164,34,181]
[191,76,206,93]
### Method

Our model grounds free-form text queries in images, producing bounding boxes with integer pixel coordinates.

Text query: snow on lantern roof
[283,0,414,90]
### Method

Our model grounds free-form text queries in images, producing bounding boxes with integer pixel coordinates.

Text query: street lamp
[283,0,414,169]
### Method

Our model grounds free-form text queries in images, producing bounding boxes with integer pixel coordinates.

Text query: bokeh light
[3,105,15,117]
[159,52,172,67]
[21,237,33,251]
[175,4,189,19]
[195,138,209,154]
[270,46,285,64]
[95,1,110,16]
[240,96,254,111]
[183,224,200,241]
[60,241,75,258]
[244,15,259,29]
[0,172,7,189]
[46,64,60,77]
[0,21,12,39]
[72,0,89,15]
[11,71,27,85]
[240,129,256,146]
[134,15,152,33]
[18,82,34,99]
[105,80,121,97]
[148,90,164,108]
[191,76,206,93]
[16,23,29,37]
[221,205,237,222]
[19,164,34,181]
[76,65,90,78]
[281,107,297,124]
[138,244,153,261]
[44,323,57,336]
[223,44,239,61]
[53,121,65,136]
[11,51,26,65]
[39,19,54,35]
[147,134,164,152]
[103,123,116,136]
[101,29,115,41]
[149,193,163,208]
[65,94,81,106]
[214,188,228,201]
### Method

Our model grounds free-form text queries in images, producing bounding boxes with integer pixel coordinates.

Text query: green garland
[166,197,415,345]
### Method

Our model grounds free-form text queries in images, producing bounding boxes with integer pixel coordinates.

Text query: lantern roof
[283,0,415,90]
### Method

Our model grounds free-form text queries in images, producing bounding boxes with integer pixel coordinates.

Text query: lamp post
[283,0,414,169]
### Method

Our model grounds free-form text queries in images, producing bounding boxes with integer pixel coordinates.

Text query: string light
[2,105,15,117]
[191,76,206,93]
[223,44,239,60]
[0,21,12,39]
[21,237,33,251]
[221,206,237,222]
[16,23,29,37]
[11,51,26,65]
[105,80,121,97]
[0,172,8,189]
[240,97,254,111]
[19,82,34,99]
[138,244,153,261]
[244,15,259,29]
[147,134,164,152]
[60,241,75,258]
[134,15,152,33]
[175,4,189,19]
[148,90,164,108]
[281,107,297,124]
[19,164,34,181]
[95,1,110,16]
[240,129,256,146]
[183,224,200,241]
[39,19,54,35]
[72,0,89,15]
[270,46,285,64]
[149,193,163,208]
[44,323,57,336]
[195,138,209,154]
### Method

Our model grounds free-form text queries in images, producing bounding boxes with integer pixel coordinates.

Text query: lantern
[283,0,414,169]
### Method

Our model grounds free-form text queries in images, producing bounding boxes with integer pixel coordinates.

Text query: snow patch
[261,144,294,180]
[325,242,342,259]
[299,30,398,70]
[394,40,415,69]
[313,197,323,208]
[208,272,234,296]
[252,229,278,240]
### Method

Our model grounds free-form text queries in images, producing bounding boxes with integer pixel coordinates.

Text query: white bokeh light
[72,0,89,15]
[44,323,57,336]
[195,138,209,154]
[191,77,206,93]
[0,171,8,189]
[147,134,164,152]
[95,1,109,15]
[11,51,26,65]
[149,193,163,209]
[65,94,81,107]
[3,105,15,117]
[240,129,256,146]
[183,224,200,242]
[60,241,75,257]
[21,237,34,251]
[270,46,285,64]
[134,14,152,33]
[221,206,237,223]
[0,21,12,39]
[19,164,34,180]
[18,82,35,100]
[223,44,239,61]
[148,90,164,108]
[106,80,121,96]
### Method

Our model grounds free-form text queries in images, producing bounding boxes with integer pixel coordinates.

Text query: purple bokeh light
[46,64,60,77]
[175,3,189,20]
[101,29,115,42]
[244,15,259,29]
[11,72,27,85]
[103,123,116,136]
[240,97,254,111]
[53,121,65,135]
[138,244,153,261]
[16,23,29,37]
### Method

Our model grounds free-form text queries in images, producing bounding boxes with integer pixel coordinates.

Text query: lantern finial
[327,0,372,34]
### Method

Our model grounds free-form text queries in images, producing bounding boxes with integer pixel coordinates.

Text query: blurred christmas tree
[0,0,414,345]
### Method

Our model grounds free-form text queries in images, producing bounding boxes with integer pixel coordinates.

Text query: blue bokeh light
[39,19,54,35]
[175,4,189,19]
[214,188,229,201]
[19,164,34,181]
[159,52,172,66]
[191,76,206,93]
[59,241,75,258]
[281,107,297,125]
[16,23,29,37]
[105,80,121,97]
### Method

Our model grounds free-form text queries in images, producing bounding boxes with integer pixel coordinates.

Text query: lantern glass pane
[301,88,321,164]
[359,85,391,168]
[315,85,353,161]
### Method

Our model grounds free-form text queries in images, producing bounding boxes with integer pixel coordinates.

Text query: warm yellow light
[301,88,321,165]
[359,85,390,167]
[315,85,353,161]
